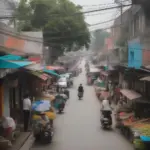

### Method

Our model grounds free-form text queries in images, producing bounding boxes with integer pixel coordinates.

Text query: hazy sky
[70,0,118,30]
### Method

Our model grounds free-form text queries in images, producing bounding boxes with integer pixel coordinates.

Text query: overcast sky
[70,0,118,30]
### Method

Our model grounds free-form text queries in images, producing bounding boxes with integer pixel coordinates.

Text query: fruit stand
[115,97,150,150]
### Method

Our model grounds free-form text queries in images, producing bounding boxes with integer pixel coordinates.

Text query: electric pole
[121,2,123,25]
[115,0,123,25]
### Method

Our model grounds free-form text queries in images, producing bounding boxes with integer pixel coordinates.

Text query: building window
[131,51,134,63]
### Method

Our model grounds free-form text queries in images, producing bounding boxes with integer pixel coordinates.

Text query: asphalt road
[31,61,133,150]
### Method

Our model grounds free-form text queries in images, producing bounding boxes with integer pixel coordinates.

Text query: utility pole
[115,0,123,25]
[120,2,123,25]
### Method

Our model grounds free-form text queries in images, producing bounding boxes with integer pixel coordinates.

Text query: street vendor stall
[87,67,100,85]
[115,89,141,125]
[32,100,56,121]
[93,79,107,99]
[115,89,150,149]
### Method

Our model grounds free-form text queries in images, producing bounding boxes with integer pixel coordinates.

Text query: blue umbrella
[32,100,51,112]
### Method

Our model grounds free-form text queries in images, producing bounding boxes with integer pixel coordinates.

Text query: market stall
[93,79,106,99]
[115,89,150,149]
[86,67,100,85]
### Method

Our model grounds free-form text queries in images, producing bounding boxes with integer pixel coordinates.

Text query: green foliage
[15,0,90,59]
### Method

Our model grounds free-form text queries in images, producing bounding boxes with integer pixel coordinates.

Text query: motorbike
[64,90,70,99]
[100,111,112,129]
[58,102,65,113]
[78,91,83,100]
[33,121,53,144]
[69,80,73,87]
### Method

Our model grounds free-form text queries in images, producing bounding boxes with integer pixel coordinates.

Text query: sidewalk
[9,132,32,150]
[19,134,34,150]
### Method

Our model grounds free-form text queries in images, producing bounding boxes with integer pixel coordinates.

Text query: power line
[89,18,115,26]
[0,4,132,20]
[0,24,121,43]
[81,1,129,7]
[0,4,132,41]
[84,10,117,17]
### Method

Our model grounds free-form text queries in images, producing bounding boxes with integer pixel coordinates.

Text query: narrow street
[31,62,133,150]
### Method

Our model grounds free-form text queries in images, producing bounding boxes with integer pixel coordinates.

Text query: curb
[19,133,34,150]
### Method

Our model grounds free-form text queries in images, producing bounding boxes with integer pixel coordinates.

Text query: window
[131,51,134,63]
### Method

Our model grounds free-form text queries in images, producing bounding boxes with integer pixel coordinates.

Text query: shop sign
[0,69,16,78]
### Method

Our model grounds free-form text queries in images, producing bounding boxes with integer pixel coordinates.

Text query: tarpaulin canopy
[27,71,49,81]
[0,59,33,69]
[89,68,100,73]
[25,63,44,71]
[32,100,51,112]
[44,69,60,77]
[0,54,23,61]
[46,66,64,70]
[120,89,141,100]
[140,76,150,81]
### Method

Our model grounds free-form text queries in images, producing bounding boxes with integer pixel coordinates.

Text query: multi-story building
[112,4,150,69]
[0,0,16,26]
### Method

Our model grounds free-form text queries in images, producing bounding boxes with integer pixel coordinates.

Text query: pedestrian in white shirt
[2,116,16,139]
[23,94,31,132]
[101,99,112,111]
[101,99,112,125]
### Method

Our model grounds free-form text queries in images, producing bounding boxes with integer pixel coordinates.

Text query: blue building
[128,38,142,69]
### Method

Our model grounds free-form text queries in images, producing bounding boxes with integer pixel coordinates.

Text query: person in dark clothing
[78,84,84,98]
[56,84,59,93]
[64,88,69,99]
[78,84,84,93]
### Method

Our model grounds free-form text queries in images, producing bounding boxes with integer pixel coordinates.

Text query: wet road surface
[31,62,133,150]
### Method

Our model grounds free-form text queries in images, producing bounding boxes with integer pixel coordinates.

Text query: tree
[15,0,91,61]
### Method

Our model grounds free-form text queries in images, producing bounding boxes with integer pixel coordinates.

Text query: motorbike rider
[101,98,112,125]
[64,88,69,99]
[78,84,84,97]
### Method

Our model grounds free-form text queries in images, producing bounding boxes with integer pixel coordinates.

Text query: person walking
[23,94,31,132]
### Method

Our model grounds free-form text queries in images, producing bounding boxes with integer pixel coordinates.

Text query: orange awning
[46,66,64,70]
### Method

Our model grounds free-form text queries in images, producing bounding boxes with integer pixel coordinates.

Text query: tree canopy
[16,0,91,61]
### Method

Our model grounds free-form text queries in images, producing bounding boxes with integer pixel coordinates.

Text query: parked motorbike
[100,111,112,129]
[34,121,53,144]
[78,92,83,100]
